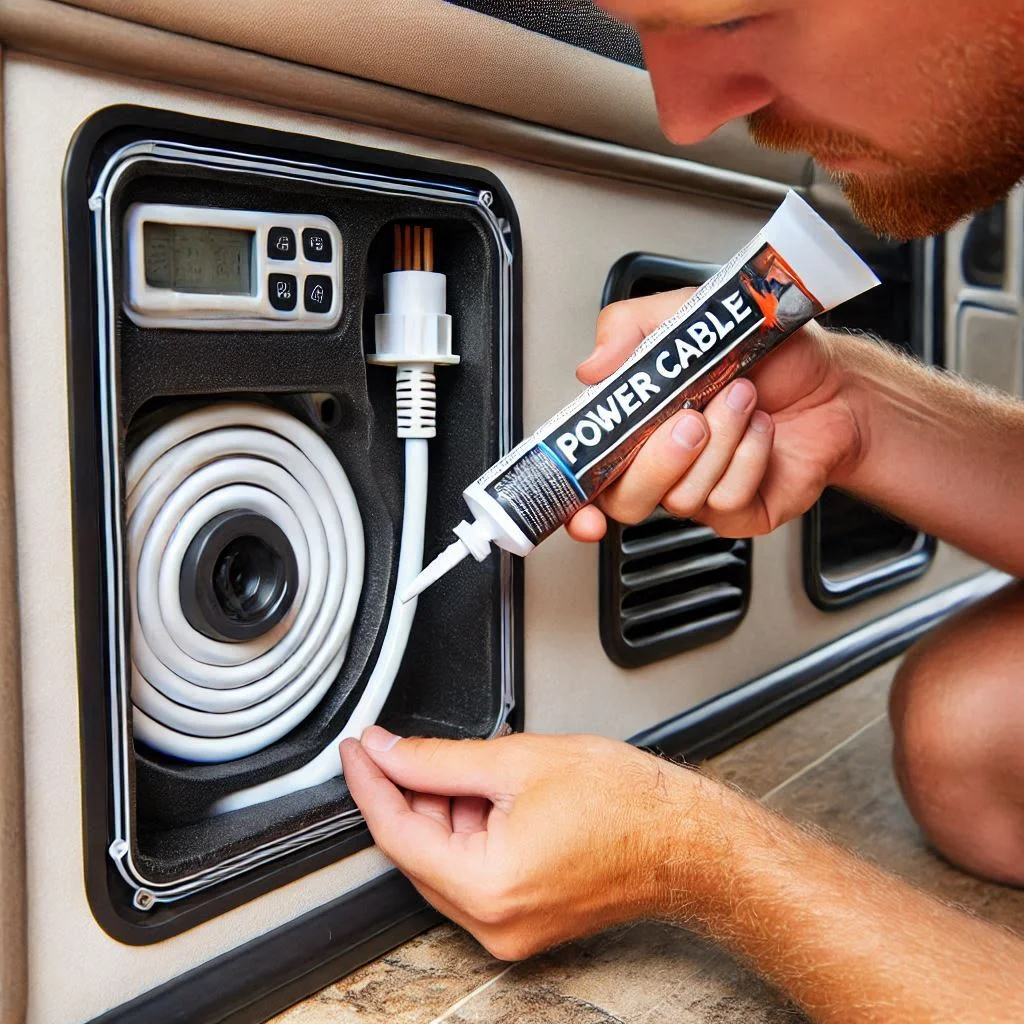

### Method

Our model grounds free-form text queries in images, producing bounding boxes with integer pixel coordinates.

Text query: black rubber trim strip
[629,571,1007,762]
[87,870,442,1024]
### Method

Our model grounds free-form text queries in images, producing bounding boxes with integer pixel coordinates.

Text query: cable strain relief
[395,365,437,438]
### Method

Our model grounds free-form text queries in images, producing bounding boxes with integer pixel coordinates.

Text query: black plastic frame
[960,201,1007,290]
[600,252,718,309]
[803,238,937,611]
[63,106,524,947]
[598,254,752,668]
[802,505,937,611]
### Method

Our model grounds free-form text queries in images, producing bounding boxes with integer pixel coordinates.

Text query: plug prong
[424,227,434,273]
[393,224,402,271]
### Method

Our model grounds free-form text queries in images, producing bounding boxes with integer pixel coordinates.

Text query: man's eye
[709,17,756,32]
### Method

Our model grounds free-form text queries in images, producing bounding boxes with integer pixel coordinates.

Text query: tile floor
[272,662,1024,1023]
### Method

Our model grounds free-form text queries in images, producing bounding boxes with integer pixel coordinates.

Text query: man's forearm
[656,774,1024,1024]
[831,333,1024,576]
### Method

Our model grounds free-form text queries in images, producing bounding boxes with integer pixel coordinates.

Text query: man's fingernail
[673,415,707,449]
[751,410,772,433]
[726,378,756,411]
[362,726,400,751]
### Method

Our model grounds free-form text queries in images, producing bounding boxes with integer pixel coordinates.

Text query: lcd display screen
[143,222,253,294]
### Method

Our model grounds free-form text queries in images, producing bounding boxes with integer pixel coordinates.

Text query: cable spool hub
[180,510,299,643]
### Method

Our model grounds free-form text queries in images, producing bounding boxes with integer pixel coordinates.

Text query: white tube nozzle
[400,516,495,602]
[400,539,471,603]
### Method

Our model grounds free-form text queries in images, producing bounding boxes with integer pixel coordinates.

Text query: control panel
[123,203,343,330]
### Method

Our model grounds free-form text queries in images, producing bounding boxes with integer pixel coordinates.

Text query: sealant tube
[402,191,880,602]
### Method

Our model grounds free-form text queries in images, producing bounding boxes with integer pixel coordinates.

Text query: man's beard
[747,106,1024,240]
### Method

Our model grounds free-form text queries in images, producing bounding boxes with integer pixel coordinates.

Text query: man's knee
[889,585,1024,886]
[889,648,997,817]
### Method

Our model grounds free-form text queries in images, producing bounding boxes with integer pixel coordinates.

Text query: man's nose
[641,30,775,145]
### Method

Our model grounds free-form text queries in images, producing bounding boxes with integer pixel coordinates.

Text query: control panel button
[267,227,296,261]
[304,275,333,314]
[302,228,332,262]
[268,274,297,311]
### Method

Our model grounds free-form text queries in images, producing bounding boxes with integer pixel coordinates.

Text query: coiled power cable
[127,403,366,763]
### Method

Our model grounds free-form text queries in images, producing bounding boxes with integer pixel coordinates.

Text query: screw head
[134,889,156,911]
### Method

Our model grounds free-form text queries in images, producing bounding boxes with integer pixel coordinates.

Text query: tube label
[480,243,824,545]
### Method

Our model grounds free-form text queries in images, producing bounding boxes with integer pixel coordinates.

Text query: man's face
[601,0,1024,239]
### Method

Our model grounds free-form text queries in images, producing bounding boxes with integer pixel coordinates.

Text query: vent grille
[805,237,936,610]
[600,511,752,668]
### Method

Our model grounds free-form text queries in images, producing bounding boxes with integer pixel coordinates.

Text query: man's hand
[567,288,863,542]
[342,727,1024,1023]
[340,727,701,960]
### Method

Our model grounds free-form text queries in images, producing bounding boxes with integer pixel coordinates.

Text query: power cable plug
[369,224,458,438]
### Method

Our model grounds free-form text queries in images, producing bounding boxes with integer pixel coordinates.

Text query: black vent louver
[600,511,752,668]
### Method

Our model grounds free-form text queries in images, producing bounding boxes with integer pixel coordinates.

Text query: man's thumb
[357,726,516,797]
